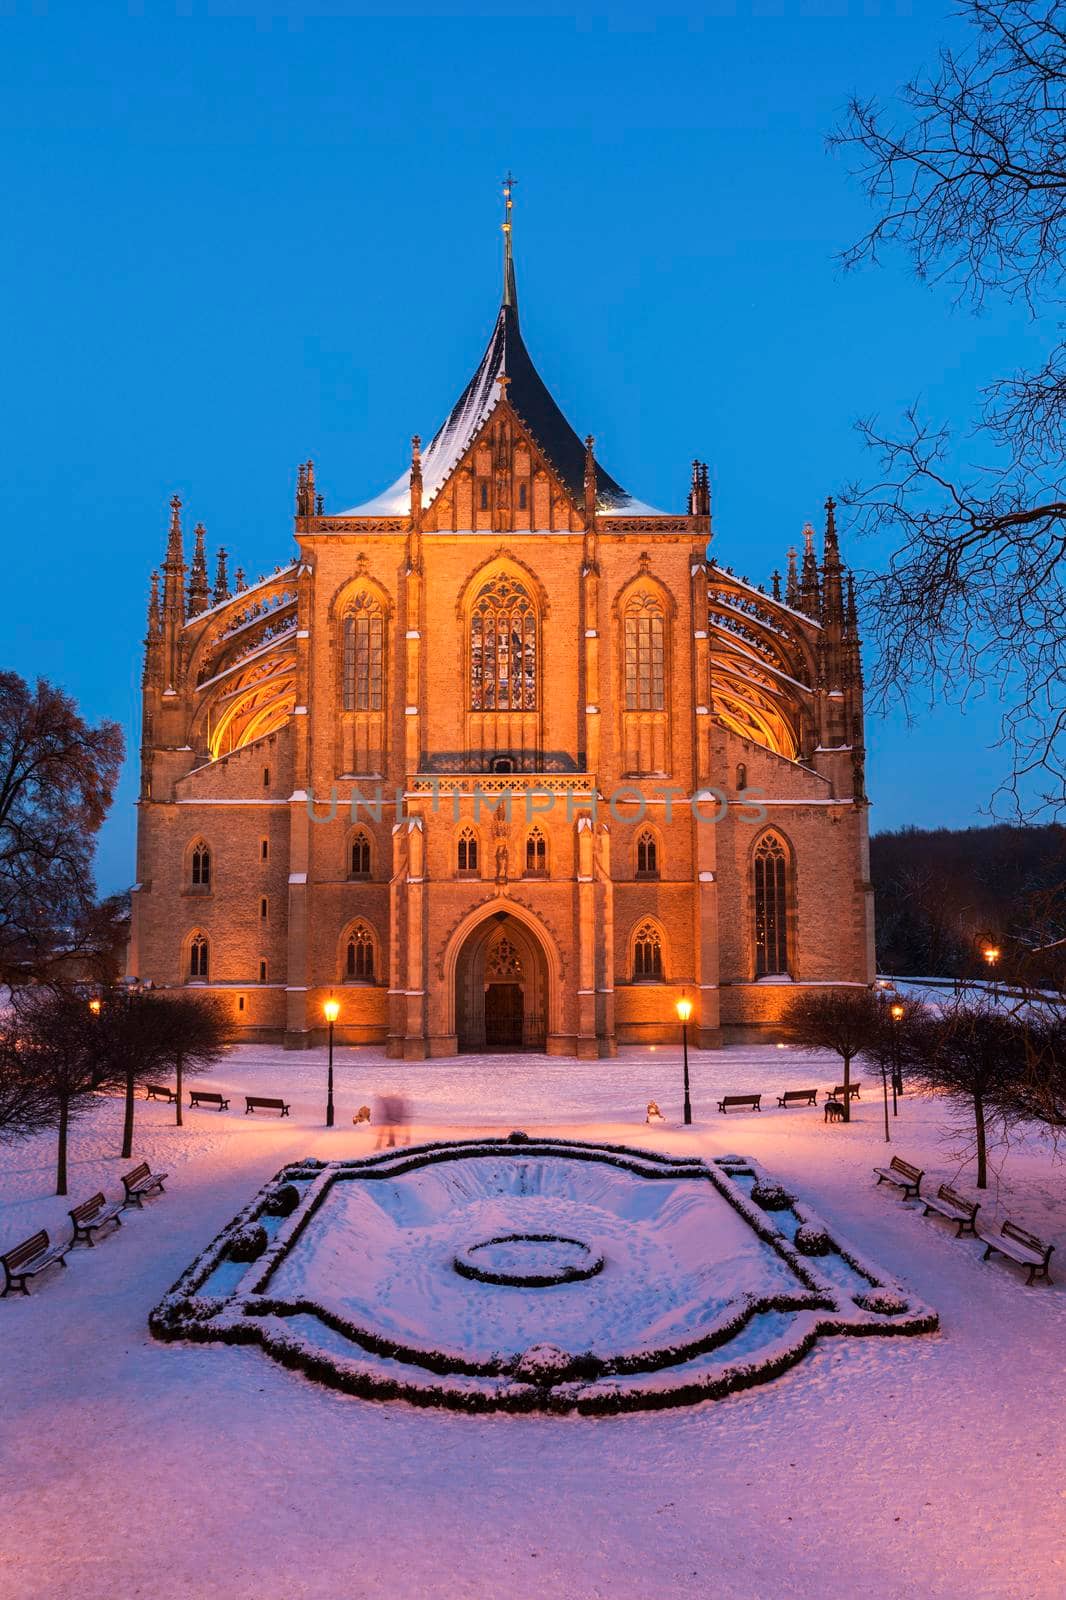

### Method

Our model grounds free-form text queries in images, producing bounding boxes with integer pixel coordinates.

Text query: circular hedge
[453,1232,605,1288]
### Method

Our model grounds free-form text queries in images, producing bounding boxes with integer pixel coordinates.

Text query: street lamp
[890,1002,904,1117]
[983,944,1001,1003]
[88,997,102,1016]
[323,997,340,1128]
[675,996,694,1126]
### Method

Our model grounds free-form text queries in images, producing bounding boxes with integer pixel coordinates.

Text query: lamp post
[983,944,1001,1004]
[88,997,102,1016]
[675,996,693,1126]
[323,997,340,1128]
[890,1002,904,1117]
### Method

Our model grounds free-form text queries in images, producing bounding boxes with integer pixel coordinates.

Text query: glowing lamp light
[675,997,694,1024]
[890,1004,904,1022]
[88,998,102,1016]
[983,946,1001,968]
[323,998,340,1024]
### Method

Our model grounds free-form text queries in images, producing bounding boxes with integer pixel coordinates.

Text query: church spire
[799,522,820,619]
[785,546,799,607]
[213,547,230,604]
[501,172,518,314]
[188,522,210,616]
[820,495,844,625]
[161,494,186,624]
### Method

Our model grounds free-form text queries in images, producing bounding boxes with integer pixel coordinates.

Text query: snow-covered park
[1,1042,1063,1599]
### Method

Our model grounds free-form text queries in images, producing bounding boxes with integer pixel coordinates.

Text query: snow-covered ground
[1,1042,1063,1600]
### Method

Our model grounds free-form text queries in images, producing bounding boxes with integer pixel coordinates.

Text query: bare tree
[909,997,1029,1186]
[782,989,883,1121]
[831,1,1066,817]
[12,989,101,1195]
[0,672,123,984]
[85,989,173,1159]
[149,994,230,1126]
[0,1014,49,1141]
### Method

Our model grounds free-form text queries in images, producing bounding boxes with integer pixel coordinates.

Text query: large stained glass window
[754,833,789,976]
[624,593,665,711]
[470,574,537,711]
[342,596,384,712]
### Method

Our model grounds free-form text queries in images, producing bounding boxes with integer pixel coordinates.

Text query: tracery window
[754,833,789,976]
[189,934,209,980]
[633,921,664,981]
[624,592,665,711]
[190,841,211,889]
[525,827,547,875]
[349,830,371,878]
[470,573,537,711]
[486,936,522,979]
[457,827,479,874]
[636,829,658,878]
[345,923,375,981]
[342,595,384,712]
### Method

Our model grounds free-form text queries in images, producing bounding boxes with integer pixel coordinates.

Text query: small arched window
[342,594,385,712]
[258,958,268,983]
[633,922,664,981]
[525,827,547,875]
[457,827,479,874]
[518,482,528,510]
[736,762,748,791]
[754,833,789,976]
[470,572,537,711]
[624,592,666,711]
[480,481,489,510]
[349,830,371,878]
[636,829,659,878]
[189,934,209,980]
[345,924,375,981]
[190,841,211,889]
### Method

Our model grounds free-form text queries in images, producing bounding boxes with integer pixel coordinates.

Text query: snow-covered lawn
[1,1043,1063,1599]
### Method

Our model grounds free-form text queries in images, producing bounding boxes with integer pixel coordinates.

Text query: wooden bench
[922,1183,980,1236]
[69,1192,124,1246]
[717,1094,761,1114]
[245,1095,290,1117]
[190,1090,230,1111]
[979,1220,1055,1286]
[145,1083,176,1103]
[831,1083,861,1100]
[777,1089,818,1108]
[1,1230,69,1297]
[873,1156,924,1199]
[121,1161,168,1208]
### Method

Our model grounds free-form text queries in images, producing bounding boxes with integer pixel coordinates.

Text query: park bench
[245,1095,290,1117]
[777,1089,818,1108]
[978,1220,1055,1286]
[1,1230,69,1297]
[921,1183,980,1236]
[145,1083,176,1103]
[873,1156,924,1199]
[831,1083,861,1100]
[121,1161,168,1208]
[717,1094,761,1114]
[69,1192,124,1246]
[190,1090,230,1111]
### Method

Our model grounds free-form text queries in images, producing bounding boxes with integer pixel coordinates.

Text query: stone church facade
[130,191,875,1054]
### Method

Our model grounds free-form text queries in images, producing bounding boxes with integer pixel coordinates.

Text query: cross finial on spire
[501,171,518,314]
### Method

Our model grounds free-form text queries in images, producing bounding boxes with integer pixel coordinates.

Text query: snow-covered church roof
[341,201,663,519]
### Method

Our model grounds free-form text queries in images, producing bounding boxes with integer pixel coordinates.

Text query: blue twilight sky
[0,2,1048,895]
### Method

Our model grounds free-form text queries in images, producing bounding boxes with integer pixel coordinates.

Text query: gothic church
[130,186,875,1054]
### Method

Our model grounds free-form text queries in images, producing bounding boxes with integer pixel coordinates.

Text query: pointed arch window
[633,921,664,981]
[457,827,479,875]
[754,833,789,976]
[190,841,211,890]
[345,923,375,982]
[342,594,384,712]
[525,827,547,876]
[470,573,537,711]
[624,592,666,711]
[349,830,371,879]
[636,829,659,878]
[486,935,522,979]
[189,934,209,980]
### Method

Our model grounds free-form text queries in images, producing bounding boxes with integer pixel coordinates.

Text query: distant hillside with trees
[871,824,1066,986]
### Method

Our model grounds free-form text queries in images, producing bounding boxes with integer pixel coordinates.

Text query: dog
[824,1098,845,1123]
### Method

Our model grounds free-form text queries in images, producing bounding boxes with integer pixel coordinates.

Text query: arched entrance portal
[455,911,549,1052]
